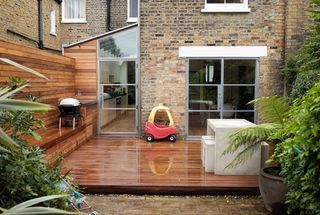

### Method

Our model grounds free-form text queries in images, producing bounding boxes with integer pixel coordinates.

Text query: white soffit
[179,46,268,58]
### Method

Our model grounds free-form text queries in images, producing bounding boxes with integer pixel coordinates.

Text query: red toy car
[145,104,177,142]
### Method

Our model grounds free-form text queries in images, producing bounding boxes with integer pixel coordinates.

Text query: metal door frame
[97,59,140,135]
[185,58,259,139]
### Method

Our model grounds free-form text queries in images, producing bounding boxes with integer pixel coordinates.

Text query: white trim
[61,19,87,24]
[202,0,250,13]
[61,0,87,24]
[179,46,268,58]
[127,17,138,23]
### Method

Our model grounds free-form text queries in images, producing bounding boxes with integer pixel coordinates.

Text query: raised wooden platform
[62,136,259,195]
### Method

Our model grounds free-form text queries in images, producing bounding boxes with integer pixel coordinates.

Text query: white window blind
[62,0,86,23]
[50,10,56,35]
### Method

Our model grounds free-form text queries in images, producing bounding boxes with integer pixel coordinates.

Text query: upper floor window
[50,9,56,35]
[202,0,250,13]
[127,0,138,23]
[62,0,86,23]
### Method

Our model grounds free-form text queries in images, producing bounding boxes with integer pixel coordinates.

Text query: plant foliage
[0,59,67,210]
[274,82,320,214]
[0,195,83,215]
[222,96,290,168]
[282,0,320,100]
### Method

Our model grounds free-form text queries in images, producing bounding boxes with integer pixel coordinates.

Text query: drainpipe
[38,0,44,49]
[107,0,112,31]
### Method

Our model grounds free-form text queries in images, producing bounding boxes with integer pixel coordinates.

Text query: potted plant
[222,96,290,214]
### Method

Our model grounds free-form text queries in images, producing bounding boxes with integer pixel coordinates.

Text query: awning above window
[179,46,268,58]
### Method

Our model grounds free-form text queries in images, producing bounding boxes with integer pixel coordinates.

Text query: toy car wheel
[169,134,176,142]
[146,134,154,142]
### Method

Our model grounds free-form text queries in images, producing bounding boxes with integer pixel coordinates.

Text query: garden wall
[0,39,76,127]
[0,40,98,162]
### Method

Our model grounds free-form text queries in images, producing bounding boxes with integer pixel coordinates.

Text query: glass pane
[101,110,136,132]
[99,28,137,58]
[189,86,218,110]
[130,0,138,18]
[188,112,220,136]
[189,60,221,84]
[224,86,255,110]
[102,85,136,108]
[222,112,255,123]
[65,0,85,19]
[224,60,256,84]
[207,0,224,3]
[100,61,135,84]
[226,0,243,3]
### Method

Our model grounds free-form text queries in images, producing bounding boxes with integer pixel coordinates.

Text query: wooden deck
[62,136,259,195]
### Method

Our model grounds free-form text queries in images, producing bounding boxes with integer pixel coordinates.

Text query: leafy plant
[0,58,67,209]
[222,96,290,168]
[0,58,50,152]
[0,195,83,215]
[274,82,320,214]
[282,0,320,100]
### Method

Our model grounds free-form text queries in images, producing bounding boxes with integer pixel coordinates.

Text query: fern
[249,96,290,125]
[223,96,290,168]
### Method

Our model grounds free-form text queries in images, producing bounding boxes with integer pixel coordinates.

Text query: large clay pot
[259,167,288,215]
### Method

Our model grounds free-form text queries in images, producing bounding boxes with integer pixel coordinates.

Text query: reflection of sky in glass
[99,28,137,58]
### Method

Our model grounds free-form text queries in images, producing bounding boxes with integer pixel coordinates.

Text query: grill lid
[59,98,80,106]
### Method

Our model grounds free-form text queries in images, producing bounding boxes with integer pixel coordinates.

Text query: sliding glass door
[187,59,258,137]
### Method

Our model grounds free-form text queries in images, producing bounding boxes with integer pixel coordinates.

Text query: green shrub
[275,82,320,214]
[0,77,66,209]
[0,142,66,209]
[282,0,320,100]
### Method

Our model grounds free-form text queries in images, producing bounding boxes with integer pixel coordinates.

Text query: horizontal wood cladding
[0,39,76,127]
[64,40,98,100]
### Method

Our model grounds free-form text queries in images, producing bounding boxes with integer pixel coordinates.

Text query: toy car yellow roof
[148,104,174,126]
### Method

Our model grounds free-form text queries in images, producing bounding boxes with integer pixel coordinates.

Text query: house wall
[0,0,62,52]
[139,0,310,137]
[61,0,129,45]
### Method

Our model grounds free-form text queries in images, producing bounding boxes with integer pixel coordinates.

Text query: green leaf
[0,87,10,97]
[225,142,261,169]
[0,58,48,80]
[0,84,29,99]
[30,130,42,141]
[0,99,51,112]
[249,96,290,125]
[0,128,20,152]
[9,195,67,210]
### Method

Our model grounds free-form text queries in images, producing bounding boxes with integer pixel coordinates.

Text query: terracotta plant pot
[259,167,288,215]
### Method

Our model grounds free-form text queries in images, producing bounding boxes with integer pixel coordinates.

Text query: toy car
[145,104,177,142]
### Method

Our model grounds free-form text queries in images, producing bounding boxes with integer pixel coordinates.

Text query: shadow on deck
[62,136,259,195]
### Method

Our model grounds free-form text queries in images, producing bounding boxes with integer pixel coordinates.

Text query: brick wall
[61,0,129,45]
[140,0,310,137]
[284,0,310,59]
[0,0,62,52]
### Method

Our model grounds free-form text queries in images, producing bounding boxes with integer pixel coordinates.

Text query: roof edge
[63,23,138,48]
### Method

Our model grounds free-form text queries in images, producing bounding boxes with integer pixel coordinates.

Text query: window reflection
[99,28,137,58]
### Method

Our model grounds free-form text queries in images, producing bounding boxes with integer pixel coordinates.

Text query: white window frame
[61,0,87,23]
[127,0,138,23]
[201,0,251,13]
[50,9,56,36]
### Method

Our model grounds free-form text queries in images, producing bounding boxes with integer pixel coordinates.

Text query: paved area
[86,195,271,215]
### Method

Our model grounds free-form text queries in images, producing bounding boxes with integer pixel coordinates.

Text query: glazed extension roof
[62,23,138,48]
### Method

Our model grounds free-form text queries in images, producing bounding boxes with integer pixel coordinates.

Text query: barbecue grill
[58,98,83,131]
